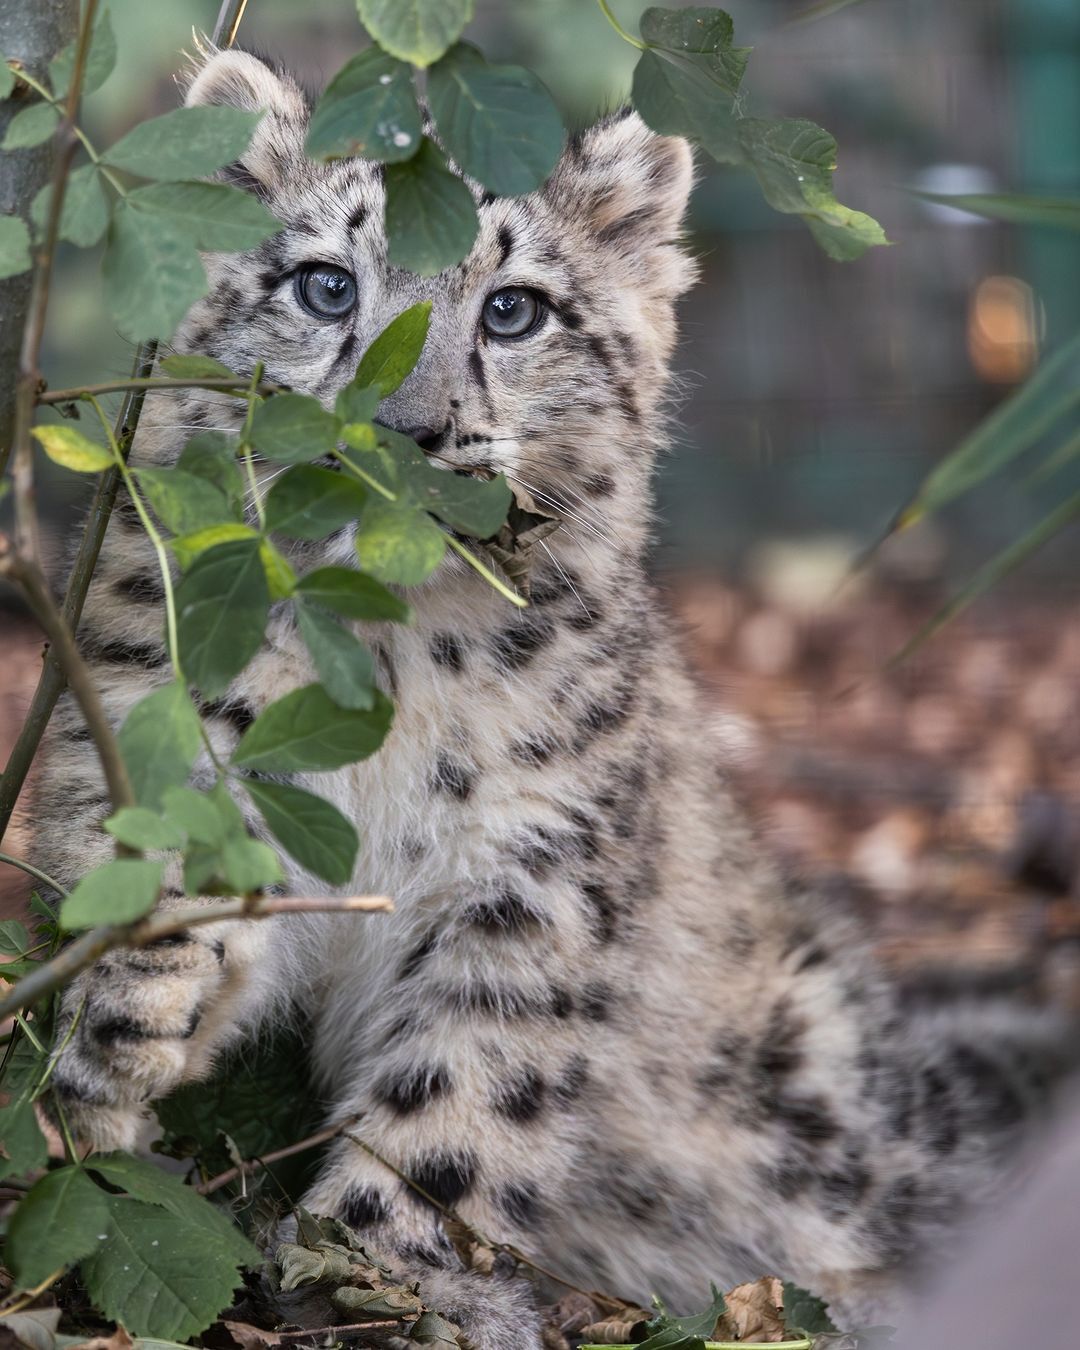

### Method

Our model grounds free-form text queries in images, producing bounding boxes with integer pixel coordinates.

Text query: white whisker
[539,540,592,621]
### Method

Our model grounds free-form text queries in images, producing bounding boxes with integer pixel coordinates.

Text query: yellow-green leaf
[32,425,113,472]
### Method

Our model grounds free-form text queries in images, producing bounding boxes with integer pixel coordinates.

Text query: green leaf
[30,164,109,248]
[104,807,185,852]
[128,181,282,252]
[379,427,511,534]
[890,491,1080,666]
[161,784,243,848]
[232,684,393,772]
[176,538,269,699]
[102,106,263,179]
[0,1099,47,1178]
[384,137,479,275]
[59,858,163,930]
[87,1153,257,1265]
[356,0,474,67]
[737,117,888,261]
[264,465,368,539]
[636,5,749,150]
[49,8,117,96]
[117,682,204,810]
[355,301,431,398]
[295,601,377,710]
[306,47,421,162]
[637,1287,727,1350]
[335,381,380,427]
[201,836,281,895]
[154,1026,321,1183]
[295,564,410,621]
[428,44,564,196]
[782,1283,837,1337]
[896,333,1080,529]
[160,353,241,380]
[170,521,257,570]
[135,467,235,535]
[177,431,244,507]
[7,1167,110,1287]
[354,498,446,584]
[910,190,1080,231]
[0,214,32,280]
[249,392,341,464]
[243,778,359,885]
[103,202,206,343]
[0,920,29,957]
[259,538,298,600]
[31,425,112,472]
[2,103,60,151]
[79,1194,251,1342]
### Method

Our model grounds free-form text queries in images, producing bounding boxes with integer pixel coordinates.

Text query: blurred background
[3,0,1080,995]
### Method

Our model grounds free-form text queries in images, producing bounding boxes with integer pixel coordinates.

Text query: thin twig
[0,851,69,898]
[5,0,101,562]
[39,375,285,405]
[0,894,392,1021]
[0,539,134,814]
[197,1113,364,1195]
[261,1321,403,1342]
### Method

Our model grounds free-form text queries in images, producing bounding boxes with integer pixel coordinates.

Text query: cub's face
[178,51,695,535]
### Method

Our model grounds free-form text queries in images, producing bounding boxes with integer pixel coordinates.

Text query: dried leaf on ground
[715,1276,786,1341]
[222,1321,285,1350]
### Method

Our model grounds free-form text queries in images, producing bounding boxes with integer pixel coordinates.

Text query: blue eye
[295,264,357,318]
[482,287,542,339]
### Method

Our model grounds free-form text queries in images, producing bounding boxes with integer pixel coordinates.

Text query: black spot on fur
[430,632,465,672]
[510,736,556,767]
[409,1151,476,1209]
[81,634,167,668]
[199,696,256,737]
[497,1180,544,1226]
[580,987,611,1022]
[493,1065,546,1123]
[376,1064,452,1115]
[582,471,616,497]
[548,985,574,1019]
[489,615,554,670]
[757,999,806,1083]
[347,203,368,231]
[821,1160,872,1218]
[219,160,269,200]
[342,1187,389,1228]
[431,752,473,802]
[768,1095,839,1144]
[552,1054,589,1105]
[466,889,544,933]
[581,881,619,943]
[467,349,489,392]
[496,224,515,267]
[399,932,437,981]
[112,573,165,604]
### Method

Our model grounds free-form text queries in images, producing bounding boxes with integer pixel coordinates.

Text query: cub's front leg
[50,903,283,1152]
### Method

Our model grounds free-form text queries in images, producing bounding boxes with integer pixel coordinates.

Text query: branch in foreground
[0,536,133,814]
[0,345,157,845]
[6,0,100,562]
[0,894,392,1021]
[39,375,287,405]
[197,1113,364,1195]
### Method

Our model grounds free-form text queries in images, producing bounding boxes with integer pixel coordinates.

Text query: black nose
[398,425,442,452]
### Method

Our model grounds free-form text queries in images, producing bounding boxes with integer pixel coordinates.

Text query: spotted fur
[35,50,1070,1347]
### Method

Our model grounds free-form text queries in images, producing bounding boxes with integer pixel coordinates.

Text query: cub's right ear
[183,47,310,197]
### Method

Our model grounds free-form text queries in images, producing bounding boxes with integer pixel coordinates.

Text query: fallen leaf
[222,1321,284,1350]
[716,1276,786,1342]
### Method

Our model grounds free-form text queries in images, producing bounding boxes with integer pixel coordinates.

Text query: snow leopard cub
[37,49,1066,1348]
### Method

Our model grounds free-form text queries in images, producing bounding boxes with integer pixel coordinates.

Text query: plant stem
[0,850,69,897]
[239,361,266,529]
[39,375,284,404]
[331,448,397,502]
[0,892,392,1021]
[86,393,182,676]
[0,345,156,846]
[5,0,100,562]
[197,1113,363,1194]
[0,538,134,815]
[597,0,646,49]
[446,533,527,608]
[11,67,127,194]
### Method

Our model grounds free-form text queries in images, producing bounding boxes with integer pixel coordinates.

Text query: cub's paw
[49,932,227,1151]
[402,1262,544,1350]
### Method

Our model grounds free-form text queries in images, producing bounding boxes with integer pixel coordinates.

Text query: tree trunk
[0,0,78,454]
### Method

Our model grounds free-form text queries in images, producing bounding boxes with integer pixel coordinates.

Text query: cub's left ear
[183,46,310,197]
[545,109,696,296]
